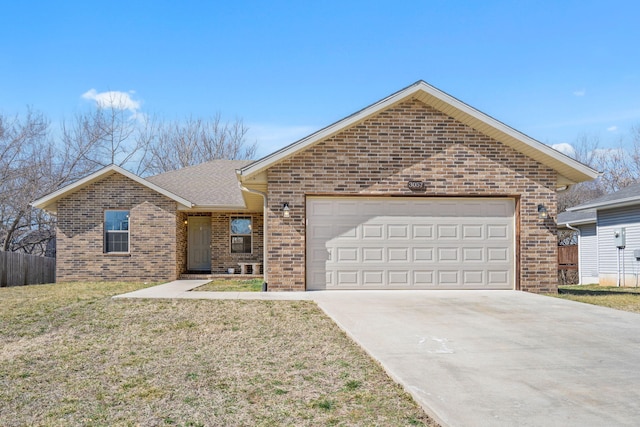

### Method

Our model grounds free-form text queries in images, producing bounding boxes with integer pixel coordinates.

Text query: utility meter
[614,228,626,249]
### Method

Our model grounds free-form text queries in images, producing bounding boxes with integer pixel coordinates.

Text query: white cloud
[573,89,586,97]
[81,89,141,113]
[551,142,576,157]
[607,125,618,132]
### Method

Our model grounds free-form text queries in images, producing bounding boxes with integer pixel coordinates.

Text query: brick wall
[211,212,264,273]
[56,174,179,282]
[266,99,558,292]
[176,211,188,276]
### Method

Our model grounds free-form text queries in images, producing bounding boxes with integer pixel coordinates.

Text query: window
[230,217,252,253]
[105,210,129,253]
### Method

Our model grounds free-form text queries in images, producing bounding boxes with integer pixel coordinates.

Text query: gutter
[238,183,268,291]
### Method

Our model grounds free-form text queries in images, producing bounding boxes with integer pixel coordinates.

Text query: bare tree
[557,134,605,212]
[558,129,640,212]
[0,109,53,253]
[2,103,257,255]
[142,114,256,175]
[60,97,153,173]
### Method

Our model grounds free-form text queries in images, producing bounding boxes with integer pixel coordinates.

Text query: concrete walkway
[113,280,313,300]
[114,283,640,426]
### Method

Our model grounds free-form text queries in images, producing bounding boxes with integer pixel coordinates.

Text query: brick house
[33,81,597,292]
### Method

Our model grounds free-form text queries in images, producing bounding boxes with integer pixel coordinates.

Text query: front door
[188,216,212,271]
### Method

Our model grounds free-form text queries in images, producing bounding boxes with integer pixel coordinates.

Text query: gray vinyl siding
[597,205,640,276]
[579,223,598,281]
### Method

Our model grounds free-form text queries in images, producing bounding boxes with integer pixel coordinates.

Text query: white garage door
[306,197,515,290]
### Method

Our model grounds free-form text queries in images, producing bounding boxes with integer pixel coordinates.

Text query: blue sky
[2,1,639,158]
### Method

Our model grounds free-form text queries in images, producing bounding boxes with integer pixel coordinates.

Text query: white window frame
[230,216,252,254]
[104,210,130,253]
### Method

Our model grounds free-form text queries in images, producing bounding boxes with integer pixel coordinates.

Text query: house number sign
[407,181,425,190]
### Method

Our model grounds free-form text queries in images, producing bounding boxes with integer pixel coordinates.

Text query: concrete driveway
[312,290,640,427]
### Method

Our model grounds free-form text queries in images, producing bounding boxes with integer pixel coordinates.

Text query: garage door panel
[485,201,512,216]
[463,270,484,285]
[336,201,359,215]
[307,197,514,290]
[487,225,508,239]
[363,247,383,262]
[462,225,483,239]
[337,270,359,285]
[432,202,458,216]
[362,224,384,239]
[488,247,509,262]
[336,247,358,262]
[488,270,509,286]
[414,271,435,285]
[463,247,484,262]
[388,224,409,239]
[363,270,384,285]
[388,248,409,262]
[309,200,334,216]
[310,247,331,262]
[413,248,434,261]
[388,271,410,285]
[437,224,459,239]
[311,224,333,239]
[438,247,459,261]
[439,270,459,285]
[336,225,358,239]
[413,224,434,239]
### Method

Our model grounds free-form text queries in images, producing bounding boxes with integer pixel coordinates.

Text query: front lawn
[0,281,436,426]
[193,278,263,292]
[555,284,640,313]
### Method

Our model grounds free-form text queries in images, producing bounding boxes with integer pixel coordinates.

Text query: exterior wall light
[283,202,290,218]
[184,219,188,225]
[537,204,548,220]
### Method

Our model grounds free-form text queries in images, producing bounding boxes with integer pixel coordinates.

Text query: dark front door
[187,216,211,271]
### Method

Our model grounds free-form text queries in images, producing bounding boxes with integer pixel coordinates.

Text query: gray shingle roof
[567,182,640,211]
[557,209,596,227]
[146,159,251,207]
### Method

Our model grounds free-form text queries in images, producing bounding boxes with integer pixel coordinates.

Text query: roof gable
[238,81,598,187]
[32,165,194,214]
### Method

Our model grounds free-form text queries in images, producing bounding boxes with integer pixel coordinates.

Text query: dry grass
[193,278,263,292]
[555,284,640,313]
[0,281,436,426]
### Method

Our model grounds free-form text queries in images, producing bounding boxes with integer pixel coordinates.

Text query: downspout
[239,183,268,291]
[565,223,581,285]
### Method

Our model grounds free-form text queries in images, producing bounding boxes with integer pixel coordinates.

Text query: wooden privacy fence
[558,244,578,286]
[558,245,578,270]
[0,252,55,287]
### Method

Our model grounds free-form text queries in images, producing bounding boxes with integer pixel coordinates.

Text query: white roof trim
[239,81,598,183]
[567,196,640,212]
[557,218,597,226]
[32,164,194,212]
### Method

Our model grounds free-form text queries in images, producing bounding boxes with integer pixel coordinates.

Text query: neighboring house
[33,81,597,292]
[558,183,640,286]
